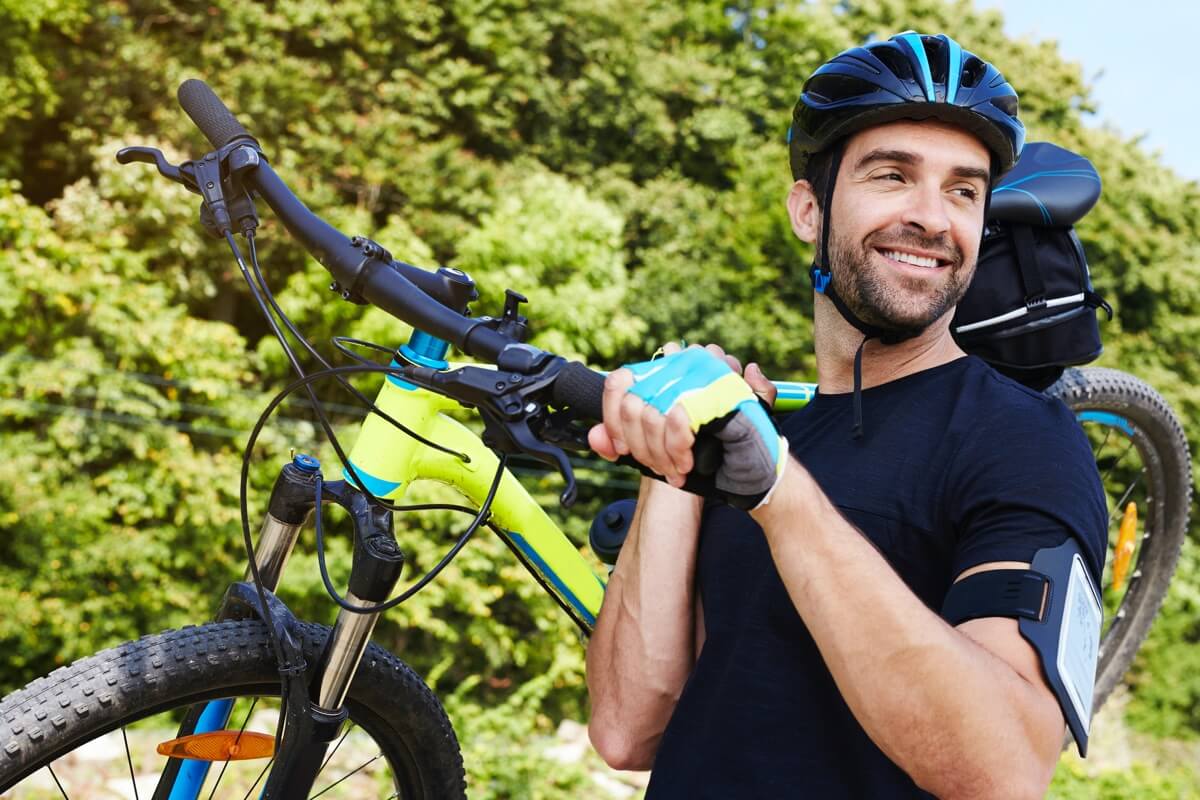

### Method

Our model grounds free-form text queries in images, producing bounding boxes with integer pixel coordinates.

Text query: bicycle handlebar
[175,78,531,366]
[551,361,606,420]
[178,79,258,150]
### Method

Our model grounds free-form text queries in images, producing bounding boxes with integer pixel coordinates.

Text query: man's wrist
[749,456,810,530]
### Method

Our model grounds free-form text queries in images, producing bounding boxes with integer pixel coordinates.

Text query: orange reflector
[1112,502,1138,592]
[157,730,275,761]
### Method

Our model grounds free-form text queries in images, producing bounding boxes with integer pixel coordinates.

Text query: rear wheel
[0,620,466,798]
[1047,367,1192,713]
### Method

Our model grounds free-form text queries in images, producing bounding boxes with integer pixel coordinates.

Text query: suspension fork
[153,454,324,800]
[258,478,405,799]
[155,457,407,799]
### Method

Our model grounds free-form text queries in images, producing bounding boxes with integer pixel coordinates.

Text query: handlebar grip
[553,361,606,420]
[177,79,257,150]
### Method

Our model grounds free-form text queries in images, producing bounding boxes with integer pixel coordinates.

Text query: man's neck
[812,295,967,394]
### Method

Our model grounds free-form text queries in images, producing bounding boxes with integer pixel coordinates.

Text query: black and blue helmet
[789,32,1025,179]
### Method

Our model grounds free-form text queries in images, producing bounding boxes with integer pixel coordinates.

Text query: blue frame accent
[1076,410,1135,437]
[775,381,818,403]
[507,531,596,627]
[166,699,235,799]
[343,460,403,496]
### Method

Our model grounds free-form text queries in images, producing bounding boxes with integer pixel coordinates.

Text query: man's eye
[875,172,904,182]
[953,187,980,201]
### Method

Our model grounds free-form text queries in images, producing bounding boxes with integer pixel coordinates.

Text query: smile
[876,248,949,269]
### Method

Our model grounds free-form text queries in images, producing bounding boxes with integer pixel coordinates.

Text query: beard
[827,226,974,339]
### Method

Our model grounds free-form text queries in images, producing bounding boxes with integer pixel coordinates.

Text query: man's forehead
[844,119,991,173]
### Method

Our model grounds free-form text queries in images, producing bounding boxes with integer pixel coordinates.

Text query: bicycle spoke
[1092,425,1114,461]
[308,753,383,799]
[207,697,261,800]
[47,764,68,799]
[123,727,140,800]
[242,756,275,800]
[1107,470,1146,527]
[1100,438,1136,490]
[317,721,355,775]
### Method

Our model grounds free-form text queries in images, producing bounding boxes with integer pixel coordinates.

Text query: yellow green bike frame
[342,339,816,633]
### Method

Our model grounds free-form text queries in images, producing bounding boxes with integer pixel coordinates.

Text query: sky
[975,0,1200,181]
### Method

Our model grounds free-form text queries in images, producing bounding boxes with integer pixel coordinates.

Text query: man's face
[819,120,991,336]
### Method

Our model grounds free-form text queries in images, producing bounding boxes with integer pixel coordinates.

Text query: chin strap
[807,144,918,439]
[808,149,998,440]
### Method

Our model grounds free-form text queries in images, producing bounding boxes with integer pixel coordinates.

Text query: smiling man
[585,33,1107,799]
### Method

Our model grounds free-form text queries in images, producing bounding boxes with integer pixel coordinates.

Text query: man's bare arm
[752,463,1065,800]
[585,478,703,770]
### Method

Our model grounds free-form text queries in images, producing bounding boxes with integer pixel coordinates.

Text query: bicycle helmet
[789,32,1025,179]
[787,33,1025,440]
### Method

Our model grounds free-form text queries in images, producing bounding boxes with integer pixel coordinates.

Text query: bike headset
[787,32,1026,437]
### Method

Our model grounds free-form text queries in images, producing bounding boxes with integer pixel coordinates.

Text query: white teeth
[881,249,942,268]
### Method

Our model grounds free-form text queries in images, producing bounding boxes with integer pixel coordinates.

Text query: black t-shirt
[645,356,1107,799]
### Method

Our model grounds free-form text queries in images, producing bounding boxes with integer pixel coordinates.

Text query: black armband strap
[940,569,1048,626]
[940,541,1102,758]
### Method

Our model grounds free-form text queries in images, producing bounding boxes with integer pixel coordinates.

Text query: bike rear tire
[1046,366,1192,714]
[0,619,466,798]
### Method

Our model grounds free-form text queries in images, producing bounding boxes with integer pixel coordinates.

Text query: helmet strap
[806,142,924,439]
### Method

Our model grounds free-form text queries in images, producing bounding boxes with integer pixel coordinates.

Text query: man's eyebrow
[854,149,919,170]
[952,165,991,184]
[855,148,990,184]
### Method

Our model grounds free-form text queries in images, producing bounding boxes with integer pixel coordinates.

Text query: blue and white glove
[624,348,788,510]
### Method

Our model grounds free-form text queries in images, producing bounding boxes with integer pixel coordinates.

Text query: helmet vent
[924,38,949,84]
[873,45,915,83]
[961,57,987,89]
[806,74,879,104]
[990,95,1019,117]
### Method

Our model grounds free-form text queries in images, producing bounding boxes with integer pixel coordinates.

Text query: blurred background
[1,1,1198,797]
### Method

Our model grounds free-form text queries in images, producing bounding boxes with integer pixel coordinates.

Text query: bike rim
[1075,409,1163,649]
[5,692,417,799]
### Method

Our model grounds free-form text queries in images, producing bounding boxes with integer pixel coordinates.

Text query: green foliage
[2,0,1200,795]
[1050,759,1200,799]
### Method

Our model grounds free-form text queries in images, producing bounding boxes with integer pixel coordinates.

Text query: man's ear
[787,180,820,245]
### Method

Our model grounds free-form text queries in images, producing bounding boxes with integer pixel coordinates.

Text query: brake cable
[312,454,507,615]
[245,233,469,462]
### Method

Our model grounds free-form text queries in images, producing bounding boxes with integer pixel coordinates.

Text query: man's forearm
[752,461,1059,799]
[586,479,704,769]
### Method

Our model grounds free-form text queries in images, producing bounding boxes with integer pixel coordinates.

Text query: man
[585,32,1107,799]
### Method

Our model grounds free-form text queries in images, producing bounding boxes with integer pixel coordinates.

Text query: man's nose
[900,182,952,235]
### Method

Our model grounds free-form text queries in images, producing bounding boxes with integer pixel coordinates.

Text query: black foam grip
[177,79,255,150]
[553,361,605,420]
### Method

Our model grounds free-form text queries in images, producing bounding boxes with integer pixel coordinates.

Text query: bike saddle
[988,141,1102,227]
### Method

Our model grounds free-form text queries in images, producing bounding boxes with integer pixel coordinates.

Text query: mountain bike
[0,80,1190,798]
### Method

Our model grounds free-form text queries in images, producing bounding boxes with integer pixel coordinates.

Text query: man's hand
[588,343,785,508]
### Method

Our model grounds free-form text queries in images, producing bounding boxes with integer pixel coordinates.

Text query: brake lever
[401,361,582,506]
[115,146,198,192]
[481,412,580,507]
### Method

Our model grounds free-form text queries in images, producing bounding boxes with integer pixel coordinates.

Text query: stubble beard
[827,227,974,338]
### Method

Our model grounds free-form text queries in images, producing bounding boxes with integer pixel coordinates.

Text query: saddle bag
[951,142,1112,390]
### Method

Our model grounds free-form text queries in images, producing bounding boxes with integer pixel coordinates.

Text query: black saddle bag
[951,142,1112,390]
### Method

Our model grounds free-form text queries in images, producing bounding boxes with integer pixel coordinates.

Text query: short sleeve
[944,395,1107,586]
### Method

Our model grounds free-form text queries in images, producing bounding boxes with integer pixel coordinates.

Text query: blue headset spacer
[292,453,320,473]
[399,329,450,370]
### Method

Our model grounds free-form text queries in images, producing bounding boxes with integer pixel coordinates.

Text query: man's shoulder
[945,356,1076,434]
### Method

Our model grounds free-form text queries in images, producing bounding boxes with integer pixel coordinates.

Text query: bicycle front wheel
[1047,367,1193,714]
[0,620,466,798]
